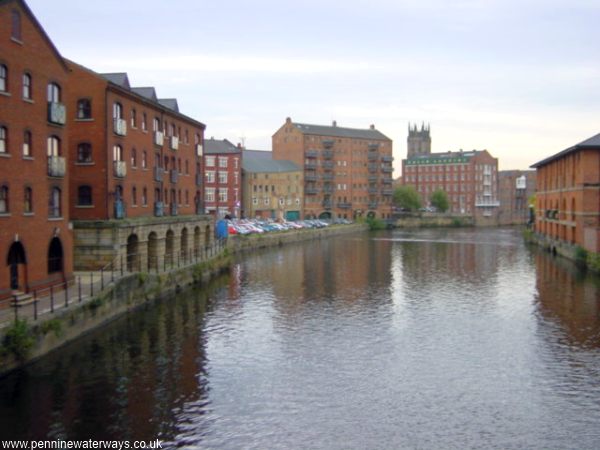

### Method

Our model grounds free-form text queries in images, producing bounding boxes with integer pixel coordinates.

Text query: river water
[1,228,599,449]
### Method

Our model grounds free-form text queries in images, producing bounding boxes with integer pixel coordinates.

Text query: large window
[142,150,147,169]
[47,136,61,156]
[113,102,123,119]
[219,157,228,168]
[0,126,7,153]
[11,10,21,41]
[113,144,123,161]
[77,143,92,163]
[77,99,92,119]
[24,187,32,213]
[205,171,215,183]
[218,188,228,202]
[49,187,61,217]
[0,186,8,213]
[77,185,92,206]
[22,73,31,99]
[23,130,31,156]
[131,148,137,167]
[205,188,215,202]
[218,171,228,184]
[0,65,7,92]
[131,109,137,128]
[47,83,61,102]
[205,156,215,167]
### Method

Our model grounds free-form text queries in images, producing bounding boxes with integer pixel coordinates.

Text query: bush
[575,246,588,267]
[40,318,63,338]
[2,319,35,361]
[366,217,387,230]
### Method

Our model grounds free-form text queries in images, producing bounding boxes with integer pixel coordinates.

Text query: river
[1,227,599,449]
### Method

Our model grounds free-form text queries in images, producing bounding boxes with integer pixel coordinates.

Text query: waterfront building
[203,138,243,218]
[402,149,500,221]
[272,117,394,220]
[531,133,600,254]
[497,170,537,225]
[242,153,303,220]
[0,0,73,302]
[67,63,211,270]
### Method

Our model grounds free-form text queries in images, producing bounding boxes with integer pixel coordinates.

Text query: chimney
[237,143,242,149]
[332,120,337,127]
[285,117,292,124]
[370,124,375,130]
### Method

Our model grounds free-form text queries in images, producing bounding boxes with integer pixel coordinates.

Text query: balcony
[381,189,393,196]
[322,200,332,209]
[170,203,178,216]
[305,161,317,170]
[113,118,127,136]
[475,200,500,207]
[196,173,202,186]
[368,153,379,161]
[381,155,393,163]
[114,200,125,219]
[368,202,378,209]
[323,149,334,159]
[113,160,126,178]
[382,166,393,173]
[154,201,164,217]
[154,131,164,146]
[196,144,203,156]
[305,149,318,158]
[305,173,318,182]
[305,186,319,195]
[368,143,379,150]
[170,136,179,150]
[368,186,378,194]
[368,175,378,183]
[154,166,163,182]
[47,155,66,177]
[322,161,334,170]
[322,173,334,181]
[322,139,335,148]
[322,185,334,194]
[47,102,66,125]
[337,202,352,209]
[382,177,392,184]
[170,169,178,184]
[368,163,378,172]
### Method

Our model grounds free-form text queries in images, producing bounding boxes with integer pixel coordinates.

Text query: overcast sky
[27,0,600,172]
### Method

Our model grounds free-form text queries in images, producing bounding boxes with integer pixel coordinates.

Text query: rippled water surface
[1,228,600,449]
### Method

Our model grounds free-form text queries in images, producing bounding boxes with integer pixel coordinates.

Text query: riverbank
[0,223,367,375]
[392,214,474,228]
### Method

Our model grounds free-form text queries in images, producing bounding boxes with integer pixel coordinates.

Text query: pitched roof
[204,138,242,155]
[131,87,158,102]
[531,133,600,168]
[243,149,272,160]
[292,122,391,141]
[158,98,179,112]
[243,158,301,173]
[101,73,130,89]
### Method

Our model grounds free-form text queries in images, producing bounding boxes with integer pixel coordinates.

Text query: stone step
[11,292,34,307]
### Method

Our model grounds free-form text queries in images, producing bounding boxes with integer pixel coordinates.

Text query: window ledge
[11,37,23,45]
[75,205,94,208]
[0,91,11,98]
[75,162,95,166]
[23,98,34,104]
[0,153,11,158]
[23,212,34,217]
[48,217,64,221]
[22,156,34,161]
[74,118,94,122]
[0,213,11,218]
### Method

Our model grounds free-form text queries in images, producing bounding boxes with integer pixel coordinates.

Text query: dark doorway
[7,241,26,290]
[48,237,63,274]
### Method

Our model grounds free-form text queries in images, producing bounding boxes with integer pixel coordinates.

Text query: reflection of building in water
[534,252,600,347]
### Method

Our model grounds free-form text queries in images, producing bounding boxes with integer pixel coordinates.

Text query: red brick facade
[0,0,73,302]
[532,136,600,253]
[203,138,242,218]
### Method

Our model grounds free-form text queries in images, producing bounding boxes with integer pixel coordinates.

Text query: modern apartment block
[272,118,394,220]
[242,153,303,220]
[0,0,73,302]
[531,133,600,254]
[497,170,536,225]
[203,138,243,218]
[402,150,500,220]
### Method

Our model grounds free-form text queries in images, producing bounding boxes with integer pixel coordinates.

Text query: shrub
[2,319,35,361]
[366,217,387,230]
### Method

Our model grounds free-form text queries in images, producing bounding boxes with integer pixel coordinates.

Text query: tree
[430,189,449,212]
[393,185,422,211]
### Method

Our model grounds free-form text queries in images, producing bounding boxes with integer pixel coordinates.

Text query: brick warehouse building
[531,133,600,255]
[497,170,536,225]
[0,0,73,303]
[272,118,394,220]
[203,138,243,218]
[67,63,213,271]
[402,150,500,221]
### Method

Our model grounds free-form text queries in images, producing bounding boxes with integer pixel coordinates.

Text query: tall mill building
[272,118,394,220]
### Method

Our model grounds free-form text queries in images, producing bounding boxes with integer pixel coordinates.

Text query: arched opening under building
[48,237,63,275]
[7,241,26,290]
[166,230,174,267]
[126,234,139,272]
[194,226,201,258]
[318,211,331,221]
[204,225,211,249]
[367,211,376,219]
[147,232,157,271]
[181,228,189,263]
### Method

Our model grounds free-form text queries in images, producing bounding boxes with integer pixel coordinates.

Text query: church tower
[407,122,431,158]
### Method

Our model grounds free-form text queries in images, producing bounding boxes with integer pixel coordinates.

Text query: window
[131,109,137,128]
[185,129,189,144]
[47,136,60,156]
[76,99,91,119]
[142,113,147,131]
[218,171,228,184]
[23,130,31,156]
[77,143,92,163]
[153,117,160,132]
[234,158,239,169]
[113,144,123,161]
[22,73,31,99]
[219,157,228,168]
[218,188,228,202]
[142,187,147,206]
[11,10,21,40]
[131,148,137,167]
[0,186,8,213]
[185,190,189,205]
[77,185,92,206]
[49,187,61,217]
[142,150,147,169]
[0,65,7,92]
[47,83,61,102]
[205,188,215,202]
[132,186,137,206]
[205,171,215,183]
[185,160,189,174]
[113,102,123,119]
[0,127,7,153]
[24,187,32,213]
[252,197,258,205]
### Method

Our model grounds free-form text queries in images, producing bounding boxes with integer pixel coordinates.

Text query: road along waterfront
[1,227,599,449]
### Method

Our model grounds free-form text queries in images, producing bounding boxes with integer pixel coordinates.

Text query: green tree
[393,185,422,211]
[430,189,449,212]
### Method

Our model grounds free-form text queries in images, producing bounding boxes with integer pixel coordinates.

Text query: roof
[131,87,158,102]
[243,149,272,160]
[292,122,391,141]
[158,98,179,112]
[204,138,242,155]
[243,158,301,173]
[531,133,600,168]
[101,73,130,89]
